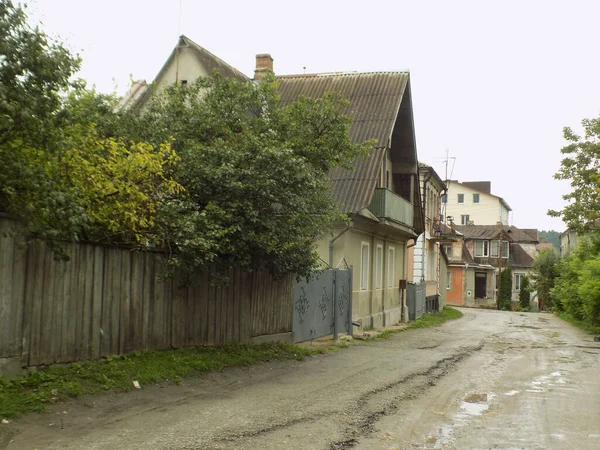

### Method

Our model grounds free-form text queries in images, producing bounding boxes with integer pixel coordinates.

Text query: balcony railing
[368,188,414,227]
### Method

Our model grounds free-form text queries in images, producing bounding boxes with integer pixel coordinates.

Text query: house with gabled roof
[119,35,249,110]
[455,224,539,306]
[121,36,425,329]
[278,72,424,328]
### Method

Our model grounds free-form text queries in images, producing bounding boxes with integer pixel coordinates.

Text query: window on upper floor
[474,240,489,257]
[490,240,509,258]
[461,214,470,225]
[441,194,447,204]
[457,194,464,204]
[473,193,480,203]
[442,243,453,256]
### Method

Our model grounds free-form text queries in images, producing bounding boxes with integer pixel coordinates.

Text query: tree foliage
[0,3,181,253]
[538,230,560,252]
[531,248,560,311]
[116,74,372,275]
[549,118,600,233]
[498,265,513,310]
[552,236,600,326]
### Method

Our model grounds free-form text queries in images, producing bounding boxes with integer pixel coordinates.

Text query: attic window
[181,79,188,86]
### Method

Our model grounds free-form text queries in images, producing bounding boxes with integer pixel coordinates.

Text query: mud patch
[329,344,484,449]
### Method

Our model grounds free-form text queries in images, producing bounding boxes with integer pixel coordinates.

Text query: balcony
[368,188,414,228]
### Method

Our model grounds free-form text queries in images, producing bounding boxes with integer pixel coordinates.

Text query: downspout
[329,221,353,267]
[421,173,432,282]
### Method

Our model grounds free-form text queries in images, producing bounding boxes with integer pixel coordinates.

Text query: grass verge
[373,306,463,340]
[555,311,600,334]
[0,342,322,419]
[0,307,462,419]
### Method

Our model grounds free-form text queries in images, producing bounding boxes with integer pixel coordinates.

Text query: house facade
[279,72,424,329]
[124,36,425,330]
[443,181,511,226]
[406,163,447,308]
[456,225,538,306]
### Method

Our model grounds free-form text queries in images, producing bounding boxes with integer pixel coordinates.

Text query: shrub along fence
[0,215,293,374]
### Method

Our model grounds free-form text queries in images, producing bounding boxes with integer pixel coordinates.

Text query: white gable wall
[444,181,510,226]
[155,47,208,94]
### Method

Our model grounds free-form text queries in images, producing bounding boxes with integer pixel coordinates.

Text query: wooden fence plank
[0,219,15,356]
[130,251,144,352]
[39,244,55,365]
[119,251,132,355]
[11,229,27,360]
[91,246,104,360]
[28,241,45,366]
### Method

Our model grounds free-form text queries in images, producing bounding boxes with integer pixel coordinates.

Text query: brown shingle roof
[277,72,410,214]
[456,225,539,243]
[510,243,535,268]
[277,72,409,148]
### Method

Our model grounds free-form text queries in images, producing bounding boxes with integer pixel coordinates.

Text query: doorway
[475,272,487,298]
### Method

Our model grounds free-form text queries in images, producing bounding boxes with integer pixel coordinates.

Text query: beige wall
[317,226,407,329]
[444,181,510,225]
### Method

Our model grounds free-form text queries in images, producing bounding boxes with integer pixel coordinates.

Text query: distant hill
[539,230,560,251]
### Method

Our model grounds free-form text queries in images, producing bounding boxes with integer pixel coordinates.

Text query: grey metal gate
[407,281,426,321]
[293,269,353,342]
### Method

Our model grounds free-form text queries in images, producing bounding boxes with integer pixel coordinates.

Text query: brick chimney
[254,54,274,80]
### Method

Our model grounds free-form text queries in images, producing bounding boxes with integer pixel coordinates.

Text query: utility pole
[497,221,504,310]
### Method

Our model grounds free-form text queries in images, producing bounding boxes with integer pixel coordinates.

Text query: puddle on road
[527,371,568,393]
[430,393,494,448]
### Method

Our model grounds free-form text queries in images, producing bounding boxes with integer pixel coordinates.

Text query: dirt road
[3,308,600,449]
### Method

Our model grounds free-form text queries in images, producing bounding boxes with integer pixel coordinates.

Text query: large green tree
[0,2,181,250]
[498,265,513,310]
[549,118,600,233]
[531,248,560,311]
[117,74,373,276]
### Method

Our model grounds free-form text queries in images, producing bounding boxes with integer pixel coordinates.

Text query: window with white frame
[441,194,447,204]
[461,214,470,225]
[375,244,383,290]
[446,271,452,290]
[474,240,489,257]
[515,273,524,291]
[473,193,480,203]
[387,246,395,287]
[457,193,464,204]
[360,243,369,290]
[491,240,509,258]
[442,243,453,256]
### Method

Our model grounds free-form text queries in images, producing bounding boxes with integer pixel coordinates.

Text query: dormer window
[474,240,489,257]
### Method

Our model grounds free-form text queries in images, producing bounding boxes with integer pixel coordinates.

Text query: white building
[442,181,511,226]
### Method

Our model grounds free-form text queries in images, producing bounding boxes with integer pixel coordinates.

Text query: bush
[519,275,531,309]
[498,265,513,310]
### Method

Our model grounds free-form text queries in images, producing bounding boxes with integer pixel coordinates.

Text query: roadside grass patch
[373,307,462,340]
[555,311,600,335]
[0,342,313,419]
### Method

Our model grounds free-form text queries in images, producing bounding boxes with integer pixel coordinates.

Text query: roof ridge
[277,70,410,79]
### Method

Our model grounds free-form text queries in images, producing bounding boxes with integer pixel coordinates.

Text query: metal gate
[293,269,353,342]
[407,281,426,321]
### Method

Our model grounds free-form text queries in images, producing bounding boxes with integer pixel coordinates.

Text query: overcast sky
[26,0,600,232]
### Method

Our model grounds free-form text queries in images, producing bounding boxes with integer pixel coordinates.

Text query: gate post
[348,265,354,337]
[333,269,338,340]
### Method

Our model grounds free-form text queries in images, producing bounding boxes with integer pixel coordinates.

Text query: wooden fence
[0,216,294,370]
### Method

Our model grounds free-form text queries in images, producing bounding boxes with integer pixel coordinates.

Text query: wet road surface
[4,308,600,449]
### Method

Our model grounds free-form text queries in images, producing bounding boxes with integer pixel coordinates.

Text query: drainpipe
[329,222,353,267]
[421,173,432,283]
